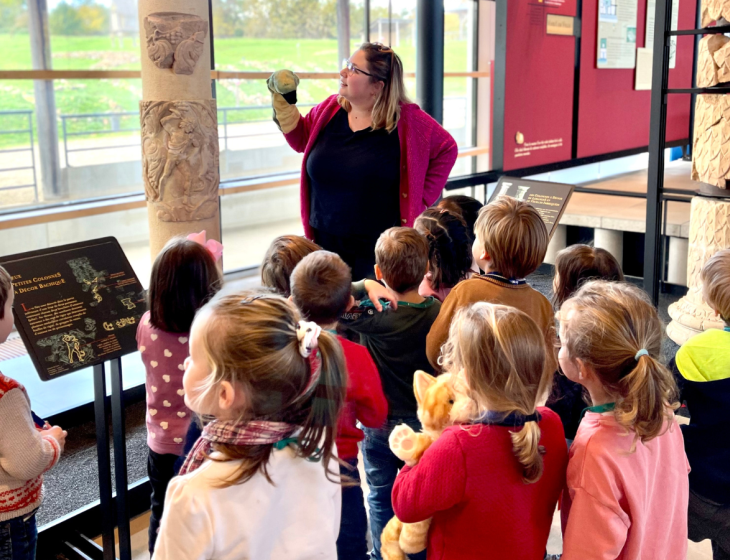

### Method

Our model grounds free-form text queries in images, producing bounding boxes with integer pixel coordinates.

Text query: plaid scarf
[179,419,297,475]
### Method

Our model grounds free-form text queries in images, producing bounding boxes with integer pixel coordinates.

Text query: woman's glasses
[342,58,373,77]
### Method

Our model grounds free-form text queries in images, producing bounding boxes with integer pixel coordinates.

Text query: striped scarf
[179,419,296,475]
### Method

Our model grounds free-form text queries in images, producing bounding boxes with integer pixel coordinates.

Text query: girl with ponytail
[392,302,567,560]
[153,293,347,560]
[558,280,690,560]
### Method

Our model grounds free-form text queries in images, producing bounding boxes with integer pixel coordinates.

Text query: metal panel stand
[93,363,116,560]
[92,359,132,560]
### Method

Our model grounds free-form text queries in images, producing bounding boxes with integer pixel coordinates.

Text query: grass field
[0,34,470,148]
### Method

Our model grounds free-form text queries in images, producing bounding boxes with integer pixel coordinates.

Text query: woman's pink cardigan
[283,95,459,239]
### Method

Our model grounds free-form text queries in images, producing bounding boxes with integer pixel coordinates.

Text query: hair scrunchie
[296,321,322,358]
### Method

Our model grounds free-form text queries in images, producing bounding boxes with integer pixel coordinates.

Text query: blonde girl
[392,302,567,560]
[558,280,689,560]
[152,293,347,560]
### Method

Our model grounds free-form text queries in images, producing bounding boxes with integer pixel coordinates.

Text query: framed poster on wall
[597,0,638,68]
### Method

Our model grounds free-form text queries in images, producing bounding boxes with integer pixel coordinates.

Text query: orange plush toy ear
[414,371,437,407]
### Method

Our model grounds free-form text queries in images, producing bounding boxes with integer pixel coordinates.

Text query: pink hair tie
[187,230,223,262]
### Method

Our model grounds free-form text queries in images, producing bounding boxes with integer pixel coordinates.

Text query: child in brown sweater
[426,196,557,375]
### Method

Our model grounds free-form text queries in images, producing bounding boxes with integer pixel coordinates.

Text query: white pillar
[594,228,623,268]
[666,236,689,286]
[544,224,567,265]
[138,0,221,259]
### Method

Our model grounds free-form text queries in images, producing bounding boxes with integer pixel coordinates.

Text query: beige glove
[267,70,301,134]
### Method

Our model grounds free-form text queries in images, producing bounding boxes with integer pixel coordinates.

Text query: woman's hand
[363,279,398,312]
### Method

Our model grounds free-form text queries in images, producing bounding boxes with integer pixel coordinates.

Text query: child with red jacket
[392,302,567,560]
[291,251,388,560]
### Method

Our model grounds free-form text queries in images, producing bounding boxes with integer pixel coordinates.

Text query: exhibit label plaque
[0,238,145,381]
[489,176,574,238]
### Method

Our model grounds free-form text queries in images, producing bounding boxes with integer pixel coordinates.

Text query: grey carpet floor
[38,272,682,526]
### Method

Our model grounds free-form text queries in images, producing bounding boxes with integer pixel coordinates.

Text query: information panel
[597,0,638,68]
[489,176,574,238]
[0,238,145,381]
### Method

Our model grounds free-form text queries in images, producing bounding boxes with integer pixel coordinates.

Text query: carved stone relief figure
[140,100,219,222]
[702,0,730,27]
[697,34,729,87]
[691,94,730,188]
[144,12,207,75]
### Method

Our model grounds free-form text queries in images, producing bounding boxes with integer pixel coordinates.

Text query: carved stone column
[138,0,220,259]
[667,196,729,344]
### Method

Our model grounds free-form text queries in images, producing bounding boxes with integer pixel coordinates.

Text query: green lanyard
[581,402,616,419]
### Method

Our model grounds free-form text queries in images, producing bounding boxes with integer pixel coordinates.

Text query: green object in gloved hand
[267,69,301,133]
[267,69,300,104]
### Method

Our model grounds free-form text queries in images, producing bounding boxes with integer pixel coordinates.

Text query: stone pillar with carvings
[138,0,220,258]
[667,196,728,344]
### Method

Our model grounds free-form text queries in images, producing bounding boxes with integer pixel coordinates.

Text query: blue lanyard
[475,410,541,427]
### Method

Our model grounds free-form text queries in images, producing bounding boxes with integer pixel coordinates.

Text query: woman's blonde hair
[441,302,552,484]
[192,292,347,486]
[559,281,678,449]
[338,42,411,133]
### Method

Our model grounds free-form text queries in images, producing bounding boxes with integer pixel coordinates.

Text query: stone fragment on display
[144,12,207,75]
[697,34,730,87]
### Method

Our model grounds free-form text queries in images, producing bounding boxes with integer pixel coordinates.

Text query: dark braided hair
[415,208,474,291]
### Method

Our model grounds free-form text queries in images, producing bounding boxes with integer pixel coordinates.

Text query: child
[426,196,556,375]
[137,236,222,554]
[152,293,346,560]
[340,226,439,560]
[672,249,730,560]
[558,281,689,560]
[392,302,567,560]
[290,250,388,560]
[260,234,396,312]
[435,194,483,239]
[414,208,477,302]
[551,244,624,308]
[547,244,624,441]
[261,235,320,297]
[0,266,66,560]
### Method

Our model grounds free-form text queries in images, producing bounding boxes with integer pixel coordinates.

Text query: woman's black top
[307,107,401,237]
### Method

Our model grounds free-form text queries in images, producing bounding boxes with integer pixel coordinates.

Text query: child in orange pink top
[558,280,690,560]
[137,234,222,555]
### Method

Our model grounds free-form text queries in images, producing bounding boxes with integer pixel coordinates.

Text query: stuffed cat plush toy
[380,371,475,560]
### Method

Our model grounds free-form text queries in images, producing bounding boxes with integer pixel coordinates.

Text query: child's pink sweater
[137,312,192,456]
[561,411,690,560]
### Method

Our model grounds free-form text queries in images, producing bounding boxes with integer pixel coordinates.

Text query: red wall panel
[503,0,578,171]
[576,0,695,158]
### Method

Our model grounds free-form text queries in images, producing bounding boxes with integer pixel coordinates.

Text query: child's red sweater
[336,335,388,460]
[392,407,567,560]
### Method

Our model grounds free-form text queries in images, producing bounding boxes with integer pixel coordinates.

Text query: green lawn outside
[0,34,469,148]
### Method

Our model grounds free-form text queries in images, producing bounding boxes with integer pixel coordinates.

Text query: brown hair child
[153,293,347,560]
[548,243,624,441]
[558,280,688,559]
[291,251,388,560]
[414,208,476,302]
[139,237,222,553]
[426,196,556,376]
[340,226,441,559]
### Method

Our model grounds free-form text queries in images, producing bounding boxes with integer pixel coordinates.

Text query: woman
[269,42,458,280]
